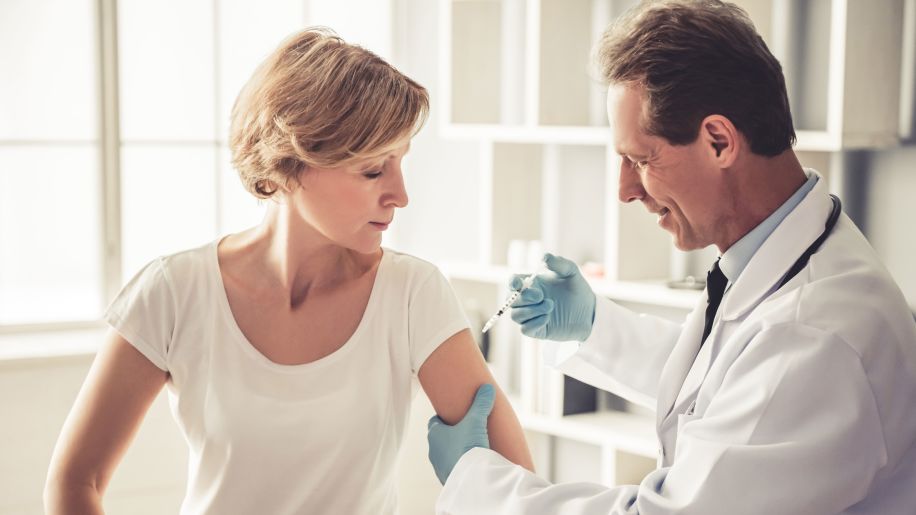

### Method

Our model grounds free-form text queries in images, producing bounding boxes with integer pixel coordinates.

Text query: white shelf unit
[438,0,910,487]
[518,402,658,485]
[439,0,916,286]
[441,0,908,152]
[733,0,907,150]
[441,262,701,310]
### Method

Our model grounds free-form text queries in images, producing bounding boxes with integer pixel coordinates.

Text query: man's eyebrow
[617,149,649,160]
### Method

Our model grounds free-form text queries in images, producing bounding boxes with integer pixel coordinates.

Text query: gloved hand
[427,383,495,485]
[509,253,596,341]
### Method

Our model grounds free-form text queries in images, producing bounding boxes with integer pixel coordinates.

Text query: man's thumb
[467,383,496,421]
[544,253,578,278]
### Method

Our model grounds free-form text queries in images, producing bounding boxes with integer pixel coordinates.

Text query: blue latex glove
[509,253,597,341]
[427,383,495,485]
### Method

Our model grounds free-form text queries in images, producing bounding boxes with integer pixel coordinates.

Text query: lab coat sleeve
[438,323,886,515]
[542,295,684,408]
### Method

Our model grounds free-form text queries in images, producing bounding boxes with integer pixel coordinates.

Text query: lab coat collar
[719,170,834,322]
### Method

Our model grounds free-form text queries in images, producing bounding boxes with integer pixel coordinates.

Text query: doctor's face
[288,139,411,254]
[608,84,726,251]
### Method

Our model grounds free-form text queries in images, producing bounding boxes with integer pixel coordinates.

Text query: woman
[44,28,533,514]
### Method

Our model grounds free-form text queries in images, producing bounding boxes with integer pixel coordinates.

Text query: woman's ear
[699,115,740,168]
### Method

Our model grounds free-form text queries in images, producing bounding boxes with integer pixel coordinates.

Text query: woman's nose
[385,169,409,208]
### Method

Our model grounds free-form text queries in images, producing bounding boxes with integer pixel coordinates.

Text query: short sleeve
[408,268,470,373]
[104,258,176,371]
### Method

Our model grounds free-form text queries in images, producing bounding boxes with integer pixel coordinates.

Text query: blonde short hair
[230,27,429,198]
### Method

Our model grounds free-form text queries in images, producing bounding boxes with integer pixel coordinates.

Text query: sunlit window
[0,0,102,325]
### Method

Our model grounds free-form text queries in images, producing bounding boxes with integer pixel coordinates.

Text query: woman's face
[288,139,411,254]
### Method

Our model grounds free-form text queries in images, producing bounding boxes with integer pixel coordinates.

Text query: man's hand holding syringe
[482,253,597,341]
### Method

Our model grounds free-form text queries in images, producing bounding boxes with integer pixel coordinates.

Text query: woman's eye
[363,171,382,179]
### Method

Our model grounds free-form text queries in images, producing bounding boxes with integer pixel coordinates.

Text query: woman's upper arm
[418,329,534,472]
[46,328,168,496]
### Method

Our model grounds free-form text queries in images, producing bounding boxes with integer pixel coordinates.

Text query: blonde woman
[44,28,533,514]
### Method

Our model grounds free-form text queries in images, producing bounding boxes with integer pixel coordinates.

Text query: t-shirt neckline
[209,237,388,372]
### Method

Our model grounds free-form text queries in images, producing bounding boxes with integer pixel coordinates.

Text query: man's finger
[511,286,544,307]
[520,314,549,338]
[428,415,445,431]
[510,299,554,325]
[466,384,496,422]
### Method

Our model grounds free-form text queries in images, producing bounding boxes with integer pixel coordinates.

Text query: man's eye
[626,157,647,170]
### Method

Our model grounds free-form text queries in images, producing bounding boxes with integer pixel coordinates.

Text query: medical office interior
[2,0,915,513]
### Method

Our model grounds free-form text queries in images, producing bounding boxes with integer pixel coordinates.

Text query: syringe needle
[481,288,524,333]
[481,266,542,333]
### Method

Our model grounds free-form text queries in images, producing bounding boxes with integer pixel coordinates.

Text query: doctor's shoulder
[751,220,916,390]
[788,220,912,340]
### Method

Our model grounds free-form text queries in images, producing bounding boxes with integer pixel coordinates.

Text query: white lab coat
[438,178,916,514]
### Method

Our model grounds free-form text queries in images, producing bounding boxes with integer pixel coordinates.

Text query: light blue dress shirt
[718,170,819,287]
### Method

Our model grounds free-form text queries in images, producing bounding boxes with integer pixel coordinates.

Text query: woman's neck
[225,203,379,307]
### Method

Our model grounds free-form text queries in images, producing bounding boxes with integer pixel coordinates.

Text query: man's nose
[618,159,645,203]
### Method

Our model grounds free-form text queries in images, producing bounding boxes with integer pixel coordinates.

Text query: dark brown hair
[230,27,429,199]
[594,0,795,156]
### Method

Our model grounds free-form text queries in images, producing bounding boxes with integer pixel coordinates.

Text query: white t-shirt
[105,240,469,514]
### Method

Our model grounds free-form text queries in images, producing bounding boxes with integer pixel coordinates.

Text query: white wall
[865,146,916,309]
[0,353,187,514]
[387,0,483,264]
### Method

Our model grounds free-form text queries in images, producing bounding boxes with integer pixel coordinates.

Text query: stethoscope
[776,194,842,290]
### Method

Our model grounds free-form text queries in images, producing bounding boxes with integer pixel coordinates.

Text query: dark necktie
[701,259,728,345]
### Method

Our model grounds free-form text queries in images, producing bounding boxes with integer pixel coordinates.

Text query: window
[0,0,103,326]
[1,0,400,331]
[0,0,324,330]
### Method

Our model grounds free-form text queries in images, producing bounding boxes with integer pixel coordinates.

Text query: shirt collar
[719,169,819,285]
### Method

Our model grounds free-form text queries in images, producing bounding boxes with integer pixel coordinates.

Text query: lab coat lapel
[656,300,707,425]
[655,172,832,442]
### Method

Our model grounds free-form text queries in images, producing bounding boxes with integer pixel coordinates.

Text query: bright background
[1,0,915,513]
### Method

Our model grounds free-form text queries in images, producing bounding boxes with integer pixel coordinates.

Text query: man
[426,1,916,513]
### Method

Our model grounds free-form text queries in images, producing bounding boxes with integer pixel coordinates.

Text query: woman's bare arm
[418,329,534,472]
[44,329,168,514]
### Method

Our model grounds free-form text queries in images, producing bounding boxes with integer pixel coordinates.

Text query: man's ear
[699,115,740,167]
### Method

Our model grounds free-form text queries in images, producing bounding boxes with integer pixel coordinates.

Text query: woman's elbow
[44,465,104,514]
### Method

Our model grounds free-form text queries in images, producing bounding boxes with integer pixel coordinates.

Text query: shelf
[518,407,657,459]
[589,278,701,311]
[440,123,610,145]
[441,125,882,152]
[439,261,702,310]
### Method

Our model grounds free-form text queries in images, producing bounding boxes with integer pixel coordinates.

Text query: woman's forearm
[487,387,535,472]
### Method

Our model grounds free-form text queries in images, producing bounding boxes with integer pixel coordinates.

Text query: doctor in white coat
[426,1,916,513]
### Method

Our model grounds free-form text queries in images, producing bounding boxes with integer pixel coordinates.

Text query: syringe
[481,267,543,333]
